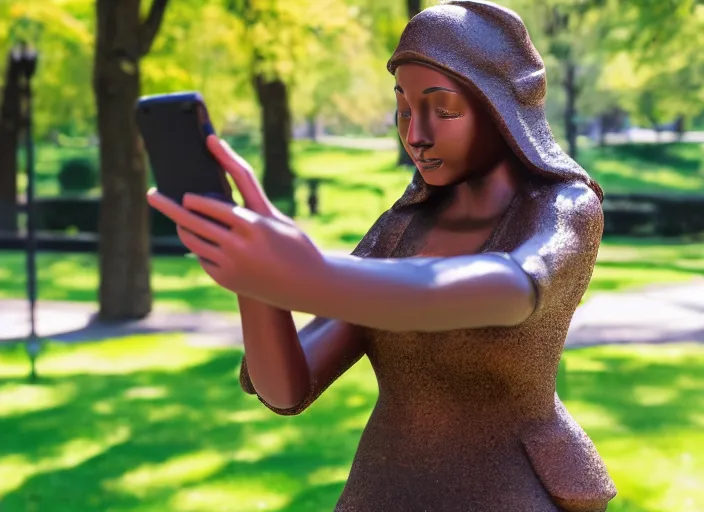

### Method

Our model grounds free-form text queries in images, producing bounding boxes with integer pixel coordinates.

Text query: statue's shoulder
[524,179,603,228]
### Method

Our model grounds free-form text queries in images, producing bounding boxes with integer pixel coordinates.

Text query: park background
[1,0,703,510]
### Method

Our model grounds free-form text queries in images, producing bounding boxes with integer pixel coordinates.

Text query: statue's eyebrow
[394,85,459,95]
[422,86,458,94]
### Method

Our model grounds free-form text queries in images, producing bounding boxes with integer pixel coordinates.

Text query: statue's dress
[240,178,617,512]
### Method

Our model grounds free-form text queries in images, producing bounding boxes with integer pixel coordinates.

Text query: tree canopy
[0,0,701,140]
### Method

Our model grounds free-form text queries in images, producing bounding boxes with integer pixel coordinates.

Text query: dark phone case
[135,92,234,205]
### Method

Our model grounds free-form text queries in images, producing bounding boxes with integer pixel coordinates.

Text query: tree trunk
[407,0,422,18]
[598,114,607,148]
[563,60,578,159]
[254,74,296,217]
[675,114,685,141]
[0,52,22,233]
[306,114,318,142]
[93,0,162,321]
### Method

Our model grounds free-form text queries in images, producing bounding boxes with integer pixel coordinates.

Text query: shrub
[33,197,178,237]
[58,158,98,194]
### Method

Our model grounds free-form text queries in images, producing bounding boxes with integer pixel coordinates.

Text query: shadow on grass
[1,340,702,511]
[0,342,374,511]
[604,143,701,174]
[578,143,704,194]
[564,349,703,436]
[560,344,704,512]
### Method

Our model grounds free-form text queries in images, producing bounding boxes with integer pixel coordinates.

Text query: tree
[601,0,704,133]
[289,4,390,142]
[0,1,95,232]
[254,71,296,214]
[93,0,169,321]
[227,0,296,215]
[1,1,95,140]
[225,0,385,215]
[513,0,616,159]
[0,49,22,233]
[140,1,255,134]
[511,0,704,152]
[407,0,422,17]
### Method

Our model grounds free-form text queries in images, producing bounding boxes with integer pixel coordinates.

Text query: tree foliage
[0,0,395,139]
[0,0,94,138]
[600,0,704,127]
[0,0,700,143]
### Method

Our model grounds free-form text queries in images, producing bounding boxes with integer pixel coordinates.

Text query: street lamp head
[10,40,38,79]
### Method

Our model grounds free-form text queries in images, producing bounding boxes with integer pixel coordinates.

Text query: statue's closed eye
[436,108,464,119]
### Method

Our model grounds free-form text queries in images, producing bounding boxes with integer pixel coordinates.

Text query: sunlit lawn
[587,237,704,299]
[578,142,704,194]
[0,338,702,511]
[0,237,702,311]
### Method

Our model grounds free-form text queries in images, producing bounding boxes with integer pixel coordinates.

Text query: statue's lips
[418,159,443,170]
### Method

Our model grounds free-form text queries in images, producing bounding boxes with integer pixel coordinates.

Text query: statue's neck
[435,155,523,228]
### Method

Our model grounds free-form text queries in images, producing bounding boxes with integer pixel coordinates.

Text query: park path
[1,278,703,349]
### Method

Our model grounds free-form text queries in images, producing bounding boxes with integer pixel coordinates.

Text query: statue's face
[395,63,508,186]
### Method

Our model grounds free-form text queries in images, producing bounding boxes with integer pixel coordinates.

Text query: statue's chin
[419,170,470,190]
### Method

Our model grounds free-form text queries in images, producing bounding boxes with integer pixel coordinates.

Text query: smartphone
[135,91,234,205]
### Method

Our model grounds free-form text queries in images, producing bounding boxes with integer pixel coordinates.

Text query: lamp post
[13,42,39,382]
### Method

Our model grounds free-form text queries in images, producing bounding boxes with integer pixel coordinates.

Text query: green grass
[0,337,701,511]
[21,138,704,251]
[587,237,704,299]
[0,237,702,312]
[578,143,704,194]
[560,343,704,512]
[0,252,238,311]
[288,142,411,248]
[29,139,704,199]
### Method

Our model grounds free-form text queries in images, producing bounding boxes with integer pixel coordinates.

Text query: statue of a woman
[148,1,617,510]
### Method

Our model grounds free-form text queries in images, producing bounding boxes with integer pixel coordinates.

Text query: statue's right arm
[237,297,365,415]
[236,208,391,415]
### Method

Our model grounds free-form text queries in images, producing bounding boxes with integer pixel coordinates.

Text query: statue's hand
[147,136,325,299]
[204,135,294,225]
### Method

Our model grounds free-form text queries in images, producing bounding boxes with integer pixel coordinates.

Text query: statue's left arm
[279,181,603,332]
